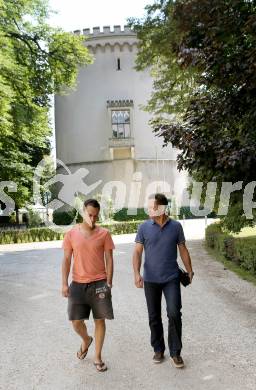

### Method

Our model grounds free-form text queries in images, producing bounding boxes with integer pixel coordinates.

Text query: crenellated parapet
[73,25,138,53]
[74,25,135,36]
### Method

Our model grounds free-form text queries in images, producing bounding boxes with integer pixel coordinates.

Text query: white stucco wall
[55,26,179,164]
[54,26,189,207]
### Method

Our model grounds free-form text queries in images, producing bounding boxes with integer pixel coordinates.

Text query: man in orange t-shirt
[61,199,115,372]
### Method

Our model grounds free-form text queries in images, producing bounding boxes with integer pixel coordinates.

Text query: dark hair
[83,199,100,209]
[148,193,168,206]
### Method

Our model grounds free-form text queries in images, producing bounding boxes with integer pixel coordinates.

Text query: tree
[129,0,256,232]
[0,0,92,219]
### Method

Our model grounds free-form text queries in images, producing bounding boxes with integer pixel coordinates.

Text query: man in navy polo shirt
[133,193,194,368]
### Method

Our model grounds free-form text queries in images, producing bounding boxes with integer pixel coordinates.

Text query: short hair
[83,199,100,209]
[148,193,168,206]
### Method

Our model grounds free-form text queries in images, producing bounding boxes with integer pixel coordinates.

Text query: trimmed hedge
[101,220,144,235]
[205,223,256,276]
[113,208,148,221]
[0,221,145,245]
[53,210,82,225]
[0,227,65,244]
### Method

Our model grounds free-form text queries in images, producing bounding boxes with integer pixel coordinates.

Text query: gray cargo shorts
[67,279,114,321]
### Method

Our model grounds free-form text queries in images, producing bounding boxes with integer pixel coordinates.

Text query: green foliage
[53,209,77,225]
[27,208,42,227]
[205,222,229,254]
[0,0,92,210]
[179,206,217,220]
[0,215,11,224]
[113,208,149,221]
[128,1,196,118]
[0,227,64,244]
[205,223,256,276]
[233,238,256,274]
[129,0,256,232]
[100,220,145,235]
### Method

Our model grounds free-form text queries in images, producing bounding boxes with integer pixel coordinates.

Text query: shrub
[101,220,144,235]
[27,209,42,227]
[232,237,256,273]
[0,215,11,224]
[179,206,217,219]
[53,210,77,225]
[113,208,148,221]
[205,223,256,276]
[0,227,64,244]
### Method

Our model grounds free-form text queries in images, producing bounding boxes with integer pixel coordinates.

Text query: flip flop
[94,361,108,372]
[77,336,93,360]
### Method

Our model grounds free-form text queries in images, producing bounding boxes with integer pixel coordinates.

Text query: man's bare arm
[105,249,114,287]
[178,242,194,282]
[61,248,72,297]
[133,242,144,288]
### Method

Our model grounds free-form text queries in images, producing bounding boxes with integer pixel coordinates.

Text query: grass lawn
[232,226,256,238]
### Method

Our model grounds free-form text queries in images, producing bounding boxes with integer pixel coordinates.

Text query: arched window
[111,110,130,138]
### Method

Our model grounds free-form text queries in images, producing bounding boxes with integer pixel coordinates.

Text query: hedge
[0,221,145,245]
[0,227,65,244]
[53,210,82,225]
[179,206,217,219]
[113,208,148,221]
[205,223,256,276]
[101,220,144,235]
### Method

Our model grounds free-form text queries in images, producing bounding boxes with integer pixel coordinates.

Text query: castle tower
[54,26,188,210]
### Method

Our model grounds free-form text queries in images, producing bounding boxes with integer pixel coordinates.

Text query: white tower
[54,26,188,210]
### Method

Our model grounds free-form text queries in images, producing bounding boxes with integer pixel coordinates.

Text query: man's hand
[62,249,72,297]
[135,274,144,288]
[133,242,144,288]
[188,271,194,284]
[105,250,114,290]
[178,242,194,285]
[62,284,70,298]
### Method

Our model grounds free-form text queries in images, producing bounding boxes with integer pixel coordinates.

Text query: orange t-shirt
[62,224,115,283]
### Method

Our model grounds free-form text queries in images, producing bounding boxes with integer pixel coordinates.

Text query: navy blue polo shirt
[135,218,186,283]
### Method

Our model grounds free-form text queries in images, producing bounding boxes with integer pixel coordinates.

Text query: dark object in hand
[179,267,191,287]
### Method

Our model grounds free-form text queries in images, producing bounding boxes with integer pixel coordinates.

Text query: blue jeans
[144,277,182,357]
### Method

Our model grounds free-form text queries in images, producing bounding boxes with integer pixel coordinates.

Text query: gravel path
[0,233,255,390]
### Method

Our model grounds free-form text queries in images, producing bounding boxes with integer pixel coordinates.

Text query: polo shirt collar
[150,217,171,226]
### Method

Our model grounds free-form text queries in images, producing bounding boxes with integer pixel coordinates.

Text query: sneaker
[153,351,164,363]
[170,355,184,368]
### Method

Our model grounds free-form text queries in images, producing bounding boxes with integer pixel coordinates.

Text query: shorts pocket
[69,282,84,303]
[95,283,111,299]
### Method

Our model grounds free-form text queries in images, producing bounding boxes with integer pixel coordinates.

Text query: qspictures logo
[0,157,256,232]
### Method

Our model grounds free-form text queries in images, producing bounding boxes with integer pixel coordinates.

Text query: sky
[48,0,151,31]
